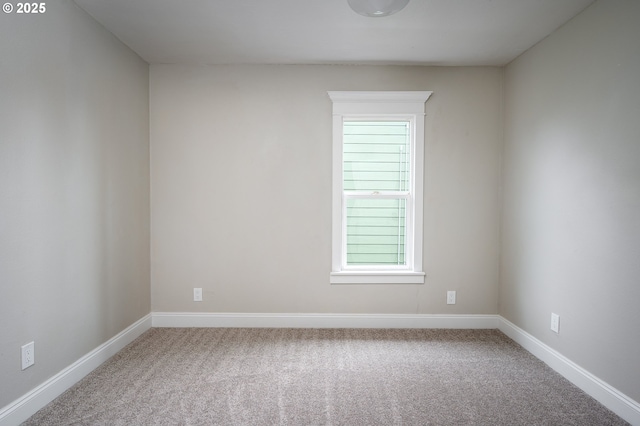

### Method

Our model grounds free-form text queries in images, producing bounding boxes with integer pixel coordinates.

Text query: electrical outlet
[21,341,35,370]
[447,291,456,305]
[551,313,560,333]
[193,288,203,302]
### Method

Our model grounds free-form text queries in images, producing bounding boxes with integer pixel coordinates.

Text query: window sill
[330,271,425,285]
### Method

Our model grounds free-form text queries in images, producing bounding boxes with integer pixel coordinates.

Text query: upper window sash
[343,118,413,195]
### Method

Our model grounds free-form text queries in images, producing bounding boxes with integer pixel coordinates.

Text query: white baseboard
[0,314,152,426]
[498,317,640,425]
[151,312,500,329]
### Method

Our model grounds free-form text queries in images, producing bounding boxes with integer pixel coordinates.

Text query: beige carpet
[24,328,627,425]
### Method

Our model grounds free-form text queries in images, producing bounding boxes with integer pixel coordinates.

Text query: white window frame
[328,91,432,284]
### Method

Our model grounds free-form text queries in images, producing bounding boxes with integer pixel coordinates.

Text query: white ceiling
[73,0,595,66]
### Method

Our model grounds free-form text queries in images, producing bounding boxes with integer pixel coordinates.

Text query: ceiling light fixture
[347,0,410,17]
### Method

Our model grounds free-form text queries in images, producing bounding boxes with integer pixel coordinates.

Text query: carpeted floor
[24,328,627,425]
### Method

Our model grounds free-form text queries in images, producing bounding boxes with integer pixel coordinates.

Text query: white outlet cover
[21,341,35,370]
[194,288,203,302]
[551,313,560,333]
[447,291,456,305]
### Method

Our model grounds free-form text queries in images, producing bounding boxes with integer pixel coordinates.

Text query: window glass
[343,121,410,266]
[343,121,410,191]
[346,198,406,265]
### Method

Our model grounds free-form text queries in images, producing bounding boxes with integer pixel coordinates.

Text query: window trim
[328,91,432,284]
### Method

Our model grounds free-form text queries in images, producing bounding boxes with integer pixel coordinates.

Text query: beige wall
[501,0,640,402]
[0,0,150,407]
[150,65,502,315]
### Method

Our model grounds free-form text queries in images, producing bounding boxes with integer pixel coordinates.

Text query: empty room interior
[1,0,639,424]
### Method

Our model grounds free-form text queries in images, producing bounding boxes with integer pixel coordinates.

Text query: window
[344,121,409,266]
[328,91,432,284]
